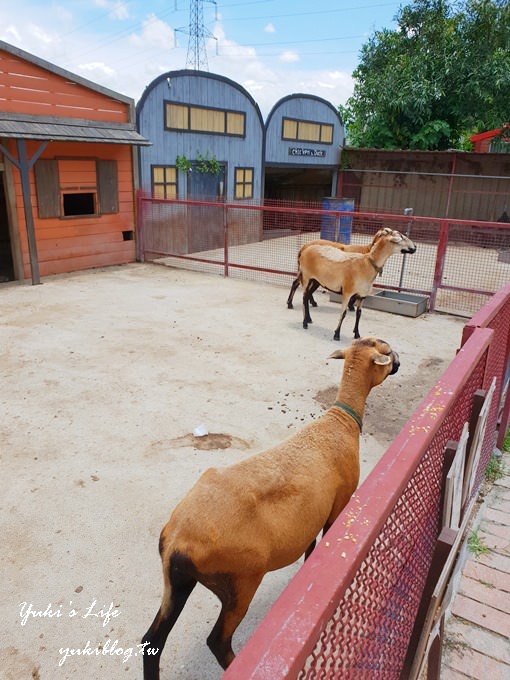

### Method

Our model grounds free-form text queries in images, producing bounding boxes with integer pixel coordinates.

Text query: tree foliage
[342,0,510,150]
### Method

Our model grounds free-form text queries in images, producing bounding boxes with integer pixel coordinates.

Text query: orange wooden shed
[0,40,150,284]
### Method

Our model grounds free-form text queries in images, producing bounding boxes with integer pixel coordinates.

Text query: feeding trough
[330,290,429,318]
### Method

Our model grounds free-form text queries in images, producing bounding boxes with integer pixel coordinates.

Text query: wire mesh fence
[138,196,510,318]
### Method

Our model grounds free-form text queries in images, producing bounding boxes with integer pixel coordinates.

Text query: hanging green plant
[195,151,221,175]
[175,155,192,173]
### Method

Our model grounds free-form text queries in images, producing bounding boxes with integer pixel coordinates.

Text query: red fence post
[430,219,449,311]
[224,203,229,277]
[136,190,145,263]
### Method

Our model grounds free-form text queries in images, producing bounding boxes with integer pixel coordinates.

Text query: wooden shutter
[34,159,60,218]
[97,160,118,214]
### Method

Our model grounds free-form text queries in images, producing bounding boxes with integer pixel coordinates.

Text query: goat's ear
[329,349,346,360]
[390,232,403,243]
[373,353,392,365]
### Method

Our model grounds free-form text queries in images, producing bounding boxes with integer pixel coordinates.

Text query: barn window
[34,158,118,218]
[167,103,189,129]
[282,117,334,145]
[234,167,253,199]
[165,102,245,137]
[152,166,177,199]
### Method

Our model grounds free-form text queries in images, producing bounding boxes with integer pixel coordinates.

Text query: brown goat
[287,227,393,310]
[141,337,400,678]
[287,229,416,340]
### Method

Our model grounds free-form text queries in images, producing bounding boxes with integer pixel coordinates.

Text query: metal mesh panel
[295,358,485,679]
[434,221,510,316]
[463,291,510,500]
[138,196,510,318]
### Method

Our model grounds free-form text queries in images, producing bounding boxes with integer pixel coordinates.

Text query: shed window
[282,117,334,145]
[234,167,253,199]
[63,192,96,216]
[165,102,245,137]
[152,166,177,200]
[34,159,118,218]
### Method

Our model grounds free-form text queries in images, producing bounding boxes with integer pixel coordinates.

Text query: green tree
[342,0,510,150]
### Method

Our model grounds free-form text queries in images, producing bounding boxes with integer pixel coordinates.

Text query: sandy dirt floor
[0,263,466,680]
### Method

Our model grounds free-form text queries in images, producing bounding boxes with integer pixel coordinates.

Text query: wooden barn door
[187,164,226,252]
[0,171,14,282]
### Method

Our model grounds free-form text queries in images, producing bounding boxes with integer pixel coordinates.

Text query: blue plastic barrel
[320,197,354,243]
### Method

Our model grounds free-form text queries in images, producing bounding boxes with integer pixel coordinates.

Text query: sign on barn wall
[288,147,326,158]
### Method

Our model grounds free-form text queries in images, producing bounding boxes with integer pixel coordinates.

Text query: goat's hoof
[311,300,318,308]
[287,302,293,309]
[303,322,308,329]
[354,332,360,339]
[333,333,340,341]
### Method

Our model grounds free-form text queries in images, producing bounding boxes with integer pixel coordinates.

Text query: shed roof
[469,124,508,143]
[0,40,134,107]
[0,114,150,146]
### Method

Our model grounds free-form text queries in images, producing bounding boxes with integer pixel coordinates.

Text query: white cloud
[0,25,22,44]
[28,23,54,46]
[279,50,299,63]
[77,61,116,78]
[264,23,275,34]
[111,2,129,21]
[129,14,175,50]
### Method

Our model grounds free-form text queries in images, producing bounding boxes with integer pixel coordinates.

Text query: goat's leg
[302,283,313,328]
[333,302,348,341]
[307,279,320,307]
[352,298,365,339]
[206,573,264,669]
[304,520,333,560]
[348,293,359,312]
[287,276,301,309]
[142,555,197,680]
[304,538,316,559]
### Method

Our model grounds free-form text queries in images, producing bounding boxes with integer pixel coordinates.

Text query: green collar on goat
[333,401,363,431]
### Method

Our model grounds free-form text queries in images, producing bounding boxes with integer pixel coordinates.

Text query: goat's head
[329,336,400,387]
[388,229,416,254]
[370,227,393,246]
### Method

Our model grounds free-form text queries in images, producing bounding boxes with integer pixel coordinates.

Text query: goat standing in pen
[142,337,400,678]
[287,229,416,340]
[287,227,393,310]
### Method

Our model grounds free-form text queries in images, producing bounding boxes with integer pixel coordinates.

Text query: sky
[0,0,403,117]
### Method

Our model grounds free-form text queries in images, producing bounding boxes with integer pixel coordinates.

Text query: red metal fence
[137,196,510,317]
[219,283,510,680]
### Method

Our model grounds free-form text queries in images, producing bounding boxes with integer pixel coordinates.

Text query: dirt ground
[0,263,466,680]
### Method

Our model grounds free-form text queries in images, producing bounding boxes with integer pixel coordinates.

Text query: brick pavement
[441,455,510,679]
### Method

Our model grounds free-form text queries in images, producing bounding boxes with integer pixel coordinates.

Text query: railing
[137,195,510,317]
[220,283,510,679]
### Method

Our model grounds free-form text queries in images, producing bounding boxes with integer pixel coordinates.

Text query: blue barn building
[136,72,345,252]
[264,94,344,202]
[137,70,264,204]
